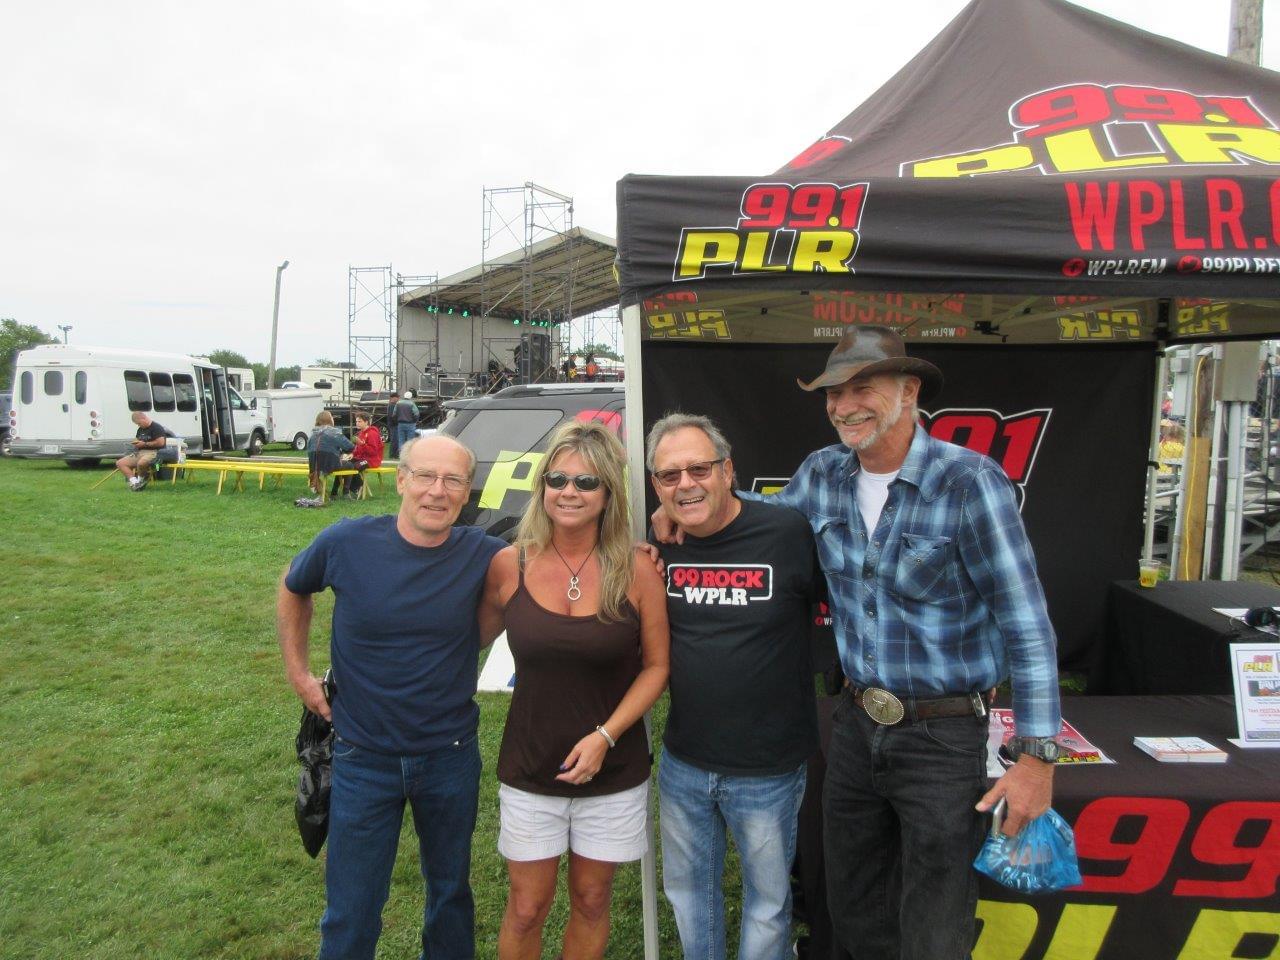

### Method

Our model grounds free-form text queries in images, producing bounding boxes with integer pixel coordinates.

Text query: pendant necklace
[551,541,596,602]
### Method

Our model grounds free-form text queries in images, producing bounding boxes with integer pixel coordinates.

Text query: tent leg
[1142,353,1167,563]
[1220,401,1245,579]
[621,302,660,960]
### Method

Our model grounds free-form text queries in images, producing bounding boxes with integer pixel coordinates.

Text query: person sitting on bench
[332,410,383,499]
[117,411,167,491]
[308,410,354,496]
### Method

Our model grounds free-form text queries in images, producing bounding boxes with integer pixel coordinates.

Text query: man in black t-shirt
[116,411,167,491]
[647,413,819,960]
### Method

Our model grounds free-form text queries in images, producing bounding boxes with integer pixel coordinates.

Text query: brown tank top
[496,557,650,797]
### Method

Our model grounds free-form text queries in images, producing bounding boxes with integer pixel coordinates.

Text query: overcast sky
[2,0,1275,367]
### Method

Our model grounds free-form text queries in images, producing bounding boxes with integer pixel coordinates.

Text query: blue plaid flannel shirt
[742,426,1060,737]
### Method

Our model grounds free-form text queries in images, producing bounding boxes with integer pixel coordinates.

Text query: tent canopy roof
[616,0,1280,344]
[400,226,618,323]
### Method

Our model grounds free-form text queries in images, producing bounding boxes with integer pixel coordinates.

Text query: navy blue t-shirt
[285,515,504,754]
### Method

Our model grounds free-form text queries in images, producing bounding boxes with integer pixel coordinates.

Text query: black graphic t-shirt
[657,497,821,776]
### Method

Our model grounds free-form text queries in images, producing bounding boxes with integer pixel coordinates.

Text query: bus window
[174,374,197,412]
[44,371,64,396]
[124,370,152,411]
[75,371,87,404]
[20,371,33,404]
[150,373,176,412]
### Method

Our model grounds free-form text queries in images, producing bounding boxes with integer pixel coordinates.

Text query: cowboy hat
[798,326,942,403]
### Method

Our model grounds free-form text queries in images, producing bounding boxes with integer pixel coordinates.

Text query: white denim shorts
[497,780,650,863]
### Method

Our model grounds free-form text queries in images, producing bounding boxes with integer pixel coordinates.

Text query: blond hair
[315,410,334,427]
[516,421,633,623]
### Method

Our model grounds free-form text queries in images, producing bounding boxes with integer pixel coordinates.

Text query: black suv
[438,383,625,541]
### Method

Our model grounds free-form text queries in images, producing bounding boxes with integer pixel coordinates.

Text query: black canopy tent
[616,0,1280,676]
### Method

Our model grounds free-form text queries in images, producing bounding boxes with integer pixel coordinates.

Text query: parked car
[438,383,624,541]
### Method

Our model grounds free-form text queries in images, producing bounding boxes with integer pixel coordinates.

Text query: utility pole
[267,259,289,389]
[1230,0,1263,65]
[57,324,72,344]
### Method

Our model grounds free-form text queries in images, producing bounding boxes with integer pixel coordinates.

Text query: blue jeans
[396,422,417,453]
[823,689,988,960]
[659,751,806,960]
[319,733,481,960]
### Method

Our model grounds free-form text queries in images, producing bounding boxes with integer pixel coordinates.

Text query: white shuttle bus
[8,345,268,465]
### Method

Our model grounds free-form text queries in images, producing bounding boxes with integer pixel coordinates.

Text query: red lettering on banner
[1170,181,1207,250]
[1066,182,1121,251]
[1128,180,1164,251]
[921,410,1050,486]
[1074,796,1190,894]
[1206,178,1247,249]
[1174,801,1280,899]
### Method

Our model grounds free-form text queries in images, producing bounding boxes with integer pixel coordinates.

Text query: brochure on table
[985,709,1113,778]
[1228,643,1280,748]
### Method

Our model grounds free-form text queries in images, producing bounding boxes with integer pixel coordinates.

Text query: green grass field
[0,450,729,959]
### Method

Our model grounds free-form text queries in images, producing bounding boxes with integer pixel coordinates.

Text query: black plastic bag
[294,705,334,858]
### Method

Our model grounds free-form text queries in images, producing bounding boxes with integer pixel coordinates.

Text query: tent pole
[1143,352,1167,564]
[1221,401,1245,579]
[1201,351,1227,579]
[621,302,660,960]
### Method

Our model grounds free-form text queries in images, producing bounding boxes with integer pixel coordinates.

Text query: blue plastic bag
[973,808,1083,893]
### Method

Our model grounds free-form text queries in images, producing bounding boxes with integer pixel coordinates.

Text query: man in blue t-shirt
[278,434,504,960]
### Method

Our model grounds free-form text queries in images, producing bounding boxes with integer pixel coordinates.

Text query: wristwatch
[1005,736,1062,763]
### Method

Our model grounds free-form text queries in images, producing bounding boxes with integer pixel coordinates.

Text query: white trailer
[299,366,393,404]
[9,344,269,464]
[245,388,325,450]
[224,367,256,393]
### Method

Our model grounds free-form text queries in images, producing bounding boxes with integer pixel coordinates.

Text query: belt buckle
[861,687,905,725]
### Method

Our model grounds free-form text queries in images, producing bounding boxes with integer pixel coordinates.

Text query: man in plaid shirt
[661,326,1060,959]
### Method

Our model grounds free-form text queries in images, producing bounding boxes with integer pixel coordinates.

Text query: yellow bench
[166,460,396,500]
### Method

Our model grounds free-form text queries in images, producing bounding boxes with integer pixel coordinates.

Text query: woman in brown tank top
[479,421,670,960]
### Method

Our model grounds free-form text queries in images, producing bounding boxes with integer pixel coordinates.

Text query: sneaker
[128,477,142,490]
[133,477,148,491]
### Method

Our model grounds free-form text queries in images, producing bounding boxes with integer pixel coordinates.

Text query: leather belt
[851,686,989,725]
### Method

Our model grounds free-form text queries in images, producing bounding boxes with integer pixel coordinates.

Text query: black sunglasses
[545,471,603,492]
[652,459,724,487]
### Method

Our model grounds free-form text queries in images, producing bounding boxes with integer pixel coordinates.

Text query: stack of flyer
[1133,736,1228,762]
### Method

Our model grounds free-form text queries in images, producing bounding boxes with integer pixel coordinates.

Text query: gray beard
[853,391,905,451]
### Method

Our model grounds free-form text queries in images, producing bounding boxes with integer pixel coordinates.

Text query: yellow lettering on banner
[676,231,741,279]
[759,484,785,495]
[740,231,787,272]
[1160,124,1280,164]
[792,231,857,274]
[477,450,543,510]
[1176,909,1280,959]
[646,312,678,335]
[911,144,1037,178]
[692,310,731,339]
[1043,904,1117,959]
[972,900,1038,960]
[1044,128,1167,172]
[1059,316,1092,340]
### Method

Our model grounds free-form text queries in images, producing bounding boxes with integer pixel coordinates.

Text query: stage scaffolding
[347,266,441,396]
[480,183,576,384]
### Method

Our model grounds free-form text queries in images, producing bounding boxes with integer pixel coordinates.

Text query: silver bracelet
[595,725,616,749]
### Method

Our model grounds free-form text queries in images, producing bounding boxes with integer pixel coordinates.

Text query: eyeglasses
[544,471,603,492]
[405,470,470,492]
[652,459,724,487]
